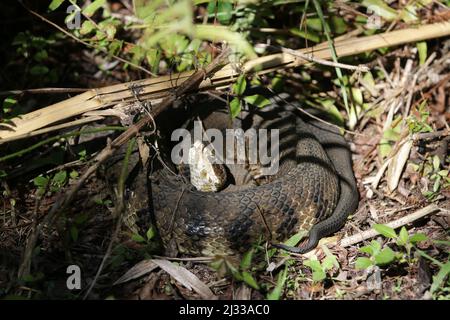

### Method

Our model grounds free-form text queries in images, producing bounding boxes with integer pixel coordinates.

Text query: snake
[149,89,359,256]
[150,88,359,256]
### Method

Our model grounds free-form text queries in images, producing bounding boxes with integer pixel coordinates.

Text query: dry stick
[413,129,450,141]
[272,45,369,72]
[293,203,442,259]
[0,88,88,96]
[339,203,440,248]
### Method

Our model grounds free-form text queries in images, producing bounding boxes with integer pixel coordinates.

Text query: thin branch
[0,88,88,96]
[339,203,441,248]
[275,45,369,72]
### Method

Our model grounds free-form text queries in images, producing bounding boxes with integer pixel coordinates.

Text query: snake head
[188,140,227,192]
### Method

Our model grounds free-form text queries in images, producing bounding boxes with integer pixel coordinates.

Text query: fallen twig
[339,203,441,248]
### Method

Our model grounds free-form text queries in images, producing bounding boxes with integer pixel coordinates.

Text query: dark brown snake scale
[149,89,359,256]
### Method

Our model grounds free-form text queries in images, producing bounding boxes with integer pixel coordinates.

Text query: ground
[0,1,449,300]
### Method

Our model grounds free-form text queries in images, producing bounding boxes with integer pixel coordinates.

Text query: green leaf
[70,226,79,242]
[351,87,363,106]
[312,269,326,282]
[369,240,382,254]
[30,65,49,75]
[416,41,427,65]
[242,271,259,290]
[432,155,441,171]
[355,257,373,270]
[69,170,79,179]
[131,234,146,243]
[289,28,321,43]
[101,23,117,40]
[240,248,253,270]
[430,261,450,295]
[82,0,106,17]
[400,4,418,22]
[283,230,308,247]
[359,245,374,256]
[52,171,67,186]
[267,267,288,300]
[305,258,327,281]
[243,94,272,109]
[146,226,155,241]
[217,1,233,25]
[48,0,65,11]
[232,75,247,96]
[34,50,48,62]
[74,213,89,225]
[397,227,409,246]
[33,176,49,188]
[80,20,96,35]
[230,97,241,118]
[304,259,323,273]
[322,246,340,270]
[362,0,397,21]
[373,224,397,239]
[3,97,17,111]
[322,255,338,271]
[374,247,396,266]
[409,233,428,244]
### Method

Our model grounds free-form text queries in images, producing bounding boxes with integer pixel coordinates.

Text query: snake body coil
[150,91,358,256]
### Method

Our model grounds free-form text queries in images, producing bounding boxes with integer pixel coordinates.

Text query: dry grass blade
[151,259,216,300]
[113,260,158,285]
[386,137,413,192]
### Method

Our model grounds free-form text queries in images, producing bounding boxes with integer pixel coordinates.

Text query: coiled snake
[149,90,358,256]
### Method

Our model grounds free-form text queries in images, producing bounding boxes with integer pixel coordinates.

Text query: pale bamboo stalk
[1,21,449,142]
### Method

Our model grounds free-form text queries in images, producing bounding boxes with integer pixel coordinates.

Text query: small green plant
[355,239,397,270]
[407,100,433,134]
[210,247,261,290]
[416,247,450,299]
[131,225,156,245]
[304,246,340,282]
[229,75,271,118]
[356,224,428,270]
[266,266,288,300]
[69,212,90,243]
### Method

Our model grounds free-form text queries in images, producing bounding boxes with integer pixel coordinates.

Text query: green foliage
[356,240,397,269]
[266,266,288,300]
[416,250,450,299]
[211,248,260,289]
[407,100,433,133]
[304,247,339,282]
[9,31,60,86]
[48,0,259,74]
[356,224,429,270]
[132,225,157,244]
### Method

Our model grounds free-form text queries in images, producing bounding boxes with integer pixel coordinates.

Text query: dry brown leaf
[151,259,216,300]
[113,259,158,285]
[387,137,413,192]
